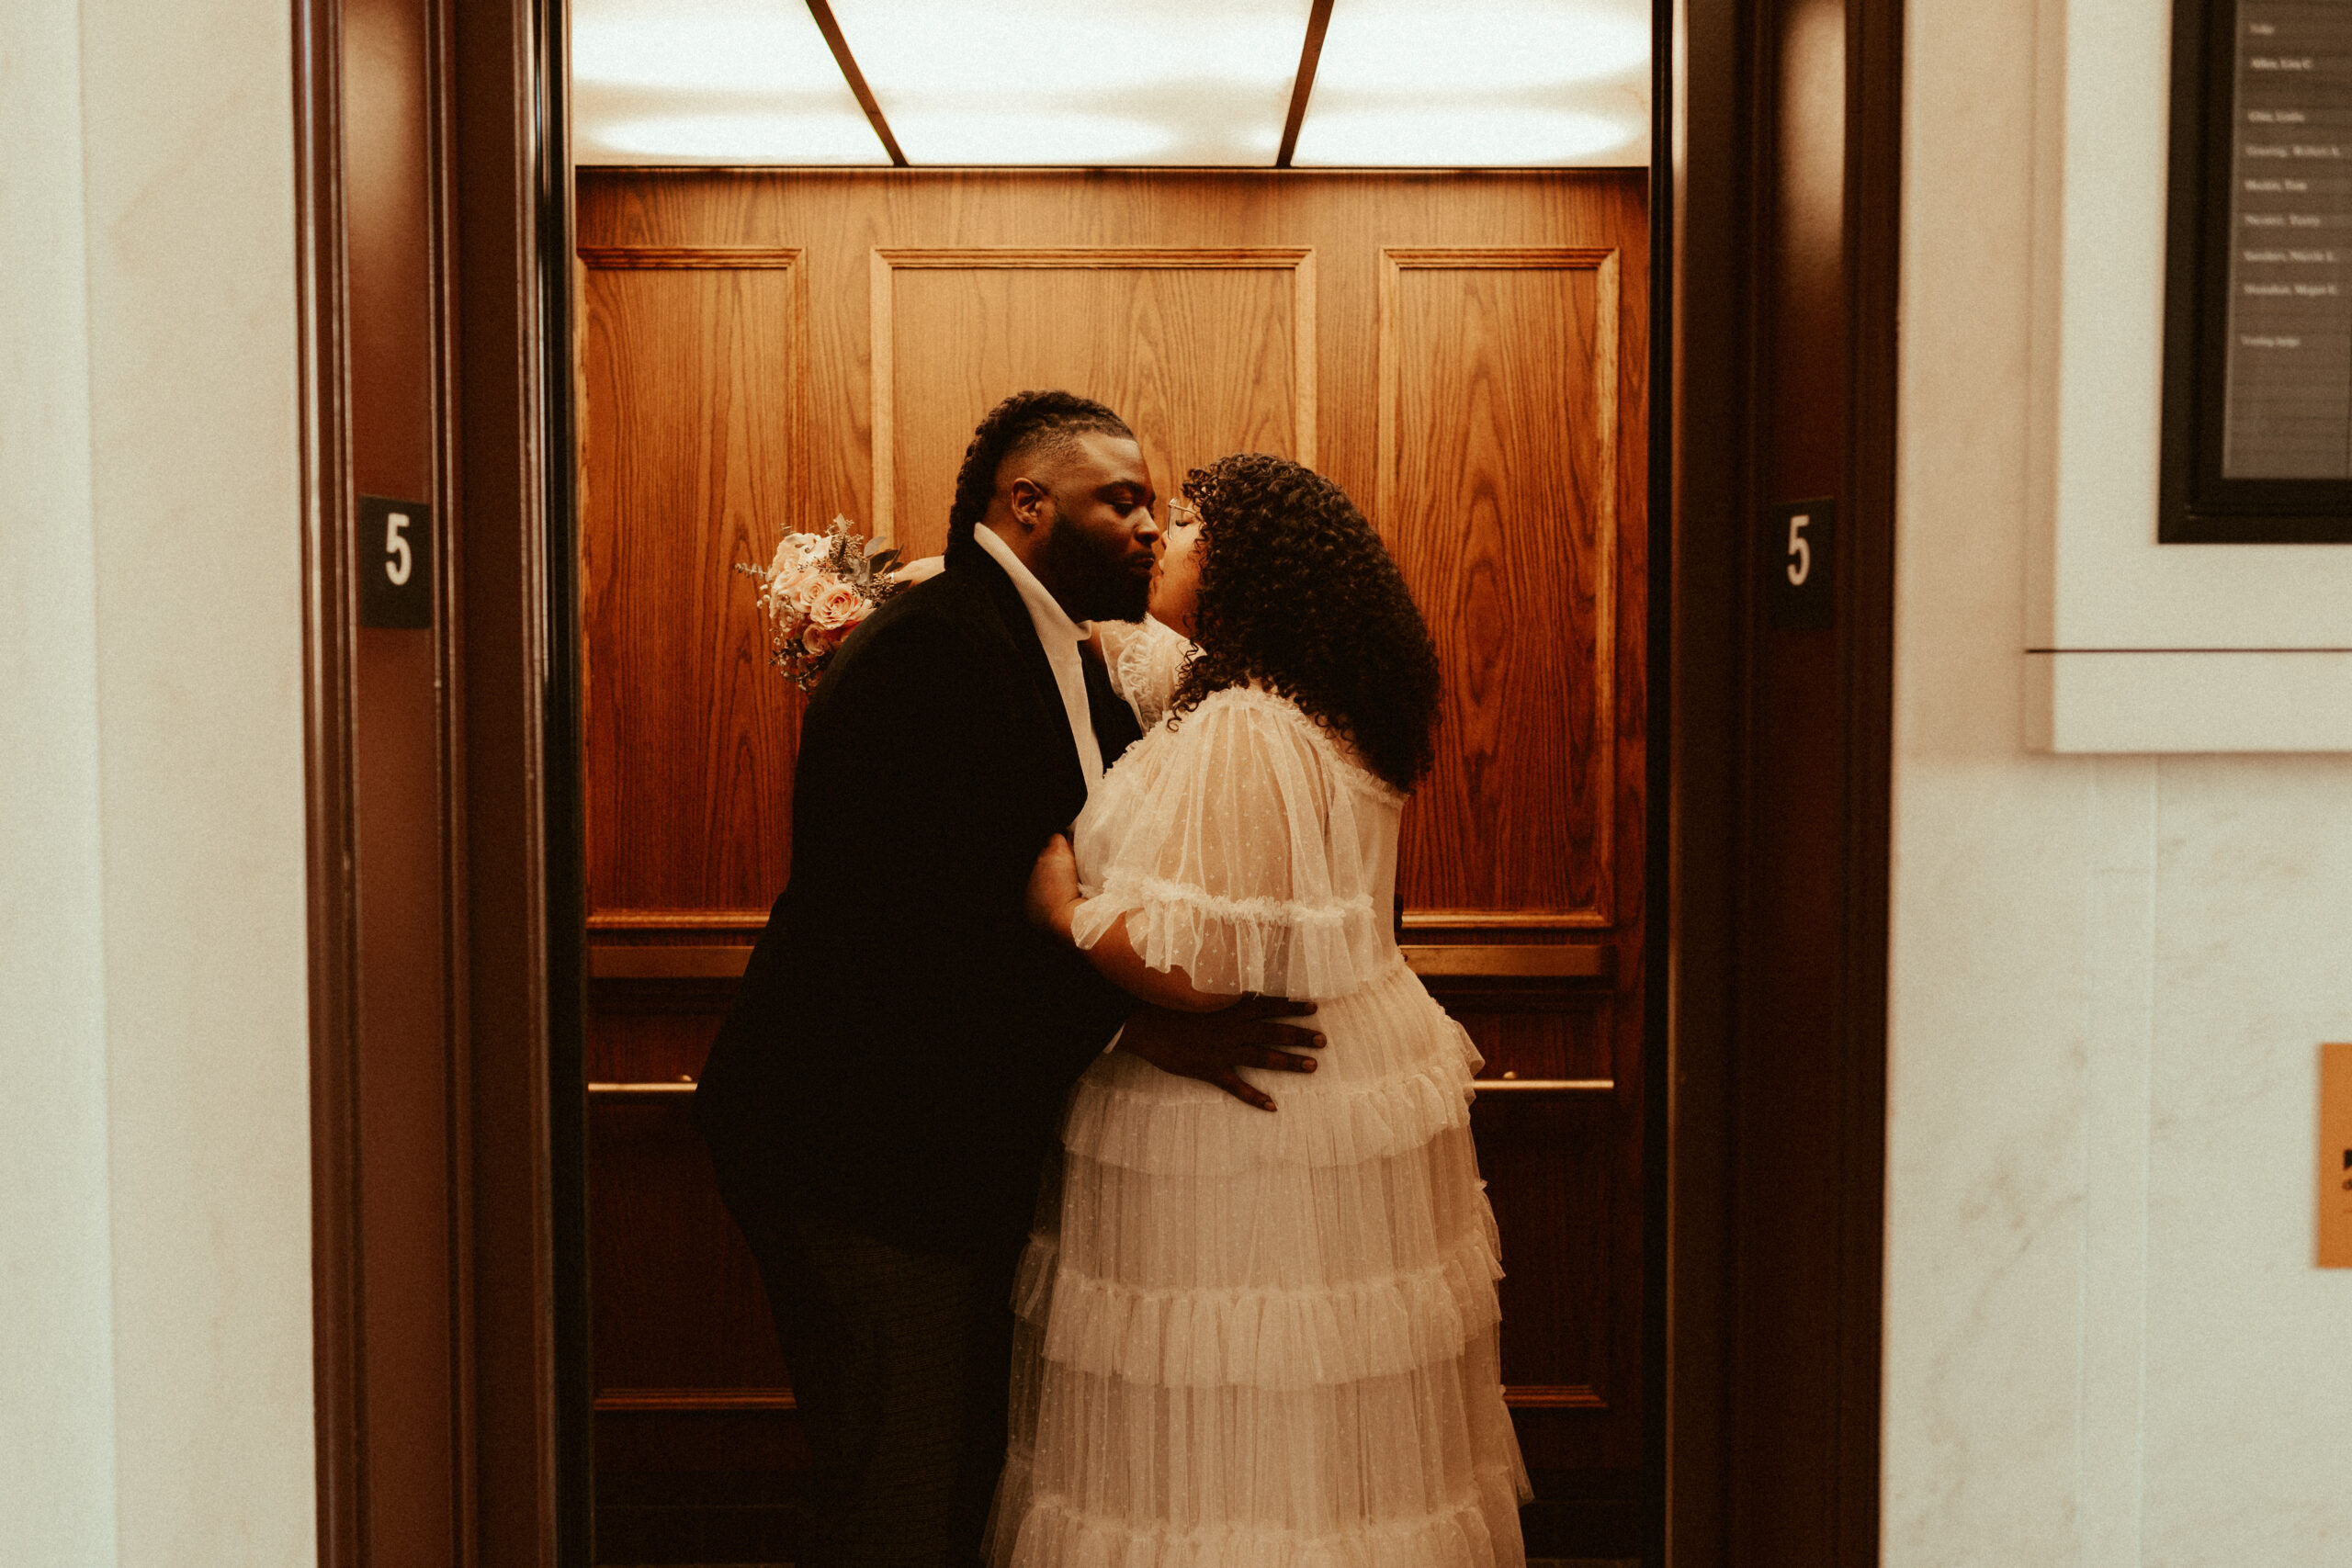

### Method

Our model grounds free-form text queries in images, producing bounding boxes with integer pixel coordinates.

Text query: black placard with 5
[358,495,432,629]
[1766,499,1838,631]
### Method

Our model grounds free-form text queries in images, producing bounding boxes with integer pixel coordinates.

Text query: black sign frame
[1764,498,1838,631]
[357,494,435,628]
[2162,0,2352,542]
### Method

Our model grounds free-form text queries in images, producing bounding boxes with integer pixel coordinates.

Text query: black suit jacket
[694,534,1145,1256]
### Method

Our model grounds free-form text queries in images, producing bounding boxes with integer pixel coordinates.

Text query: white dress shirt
[973,524,1104,794]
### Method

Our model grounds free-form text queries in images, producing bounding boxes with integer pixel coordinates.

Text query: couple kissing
[694,389,1528,1568]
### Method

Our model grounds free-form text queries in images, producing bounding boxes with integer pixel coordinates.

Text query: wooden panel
[588,1097,785,1392]
[579,252,809,919]
[577,245,806,269]
[1381,249,1619,930]
[588,908,768,932]
[871,248,1315,558]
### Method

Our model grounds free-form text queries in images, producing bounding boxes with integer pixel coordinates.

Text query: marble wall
[1888,0,2352,1562]
[0,0,316,1562]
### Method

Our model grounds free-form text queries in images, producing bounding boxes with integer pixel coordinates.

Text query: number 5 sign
[1765,498,1837,631]
[359,495,433,628]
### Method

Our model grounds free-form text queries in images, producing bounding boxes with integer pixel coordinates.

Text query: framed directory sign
[2162,0,2352,540]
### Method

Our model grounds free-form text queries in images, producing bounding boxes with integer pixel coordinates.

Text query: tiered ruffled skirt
[989,957,1531,1568]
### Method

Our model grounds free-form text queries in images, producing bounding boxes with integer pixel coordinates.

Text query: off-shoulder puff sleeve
[1068,689,1391,1000]
[1094,615,1193,731]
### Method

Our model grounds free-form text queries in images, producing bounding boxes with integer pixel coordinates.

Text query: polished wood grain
[586,908,768,932]
[870,247,1315,556]
[579,253,810,919]
[1381,249,1619,929]
[575,169,1645,547]
[576,245,803,269]
[573,169,1652,1551]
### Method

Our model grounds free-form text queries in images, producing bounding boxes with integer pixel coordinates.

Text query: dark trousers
[716,1168,1022,1568]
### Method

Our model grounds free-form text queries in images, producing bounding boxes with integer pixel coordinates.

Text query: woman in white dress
[990,454,1530,1568]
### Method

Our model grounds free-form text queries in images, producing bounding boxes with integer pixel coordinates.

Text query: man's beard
[1036,510,1150,624]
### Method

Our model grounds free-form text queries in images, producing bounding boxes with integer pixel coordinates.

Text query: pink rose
[808,580,865,633]
[800,621,839,657]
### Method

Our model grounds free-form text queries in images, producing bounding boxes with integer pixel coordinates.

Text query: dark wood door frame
[295,0,1898,1560]
[297,0,594,1561]
[1667,0,1900,1562]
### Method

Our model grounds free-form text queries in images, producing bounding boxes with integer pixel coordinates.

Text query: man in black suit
[694,390,1321,1567]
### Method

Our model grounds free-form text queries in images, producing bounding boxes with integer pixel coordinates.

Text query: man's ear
[1005,474,1052,533]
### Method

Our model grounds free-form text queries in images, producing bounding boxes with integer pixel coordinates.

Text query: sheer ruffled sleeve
[1093,615,1193,731]
[1069,689,1393,999]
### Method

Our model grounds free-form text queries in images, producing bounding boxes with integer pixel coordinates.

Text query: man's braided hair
[1170,453,1442,792]
[946,389,1135,548]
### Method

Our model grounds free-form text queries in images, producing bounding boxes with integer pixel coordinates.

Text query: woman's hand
[1025,833,1082,941]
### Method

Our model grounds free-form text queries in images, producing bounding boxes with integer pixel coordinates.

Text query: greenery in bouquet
[736,517,906,692]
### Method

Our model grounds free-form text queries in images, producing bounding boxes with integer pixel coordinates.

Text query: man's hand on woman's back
[1114,998,1324,1111]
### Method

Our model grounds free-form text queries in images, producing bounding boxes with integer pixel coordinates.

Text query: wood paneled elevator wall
[570,167,1654,1562]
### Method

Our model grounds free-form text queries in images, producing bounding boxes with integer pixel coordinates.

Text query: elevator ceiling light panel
[824,0,1314,165]
[1293,0,1650,166]
[569,0,1652,168]
[573,0,888,164]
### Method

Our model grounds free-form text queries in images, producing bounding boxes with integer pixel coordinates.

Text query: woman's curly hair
[1169,454,1442,792]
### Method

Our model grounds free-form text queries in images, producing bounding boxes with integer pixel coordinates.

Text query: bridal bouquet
[736,517,904,691]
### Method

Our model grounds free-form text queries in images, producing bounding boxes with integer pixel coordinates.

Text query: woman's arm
[1026,834,1232,1012]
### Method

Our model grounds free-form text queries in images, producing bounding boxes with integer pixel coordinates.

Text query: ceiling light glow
[827,0,1314,164]
[573,0,850,92]
[1292,107,1643,167]
[567,0,1655,169]
[1295,0,1650,166]
[589,111,888,164]
[832,0,1306,93]
[1311,0,1650,93]
[575,20,840,93]
[881,111,1180,166]
[571,0,887,164]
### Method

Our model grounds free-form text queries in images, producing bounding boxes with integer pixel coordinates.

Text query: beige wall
[0,0,316,1563]
[1889,0,2352,1563]
[2,1,119,1558]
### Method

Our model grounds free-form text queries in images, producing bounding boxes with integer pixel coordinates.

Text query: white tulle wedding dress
[988,619,1530,1568]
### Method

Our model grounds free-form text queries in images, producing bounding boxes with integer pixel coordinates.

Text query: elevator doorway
[296,0,1902,1562]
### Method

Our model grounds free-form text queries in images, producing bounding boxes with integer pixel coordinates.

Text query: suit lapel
[1083,650,1144,767]
[945,536,1089,811]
